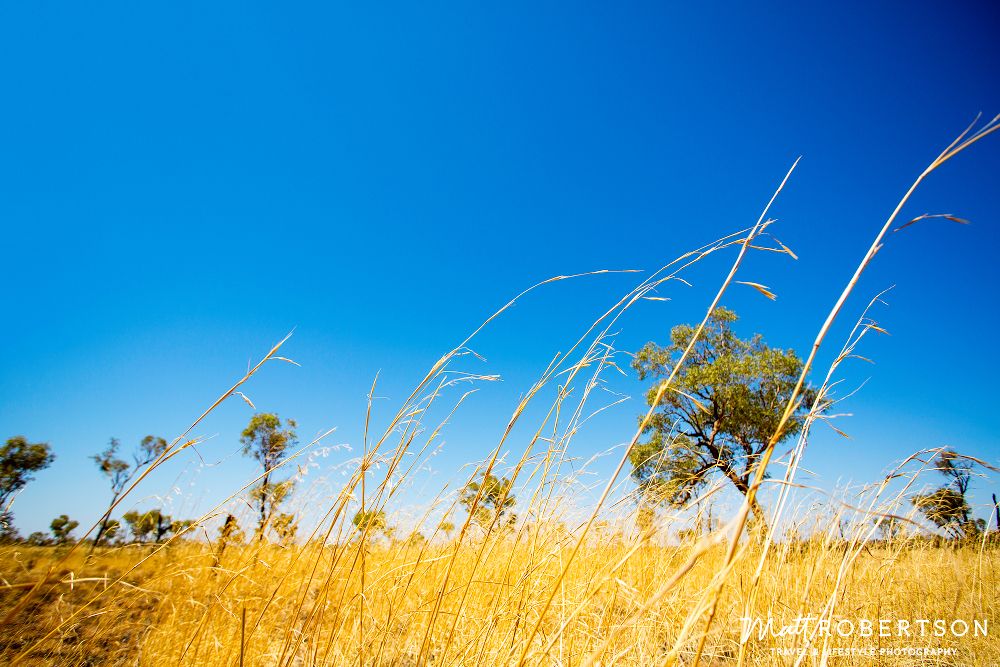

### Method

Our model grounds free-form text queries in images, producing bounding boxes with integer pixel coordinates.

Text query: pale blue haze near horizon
[2,1,999,535]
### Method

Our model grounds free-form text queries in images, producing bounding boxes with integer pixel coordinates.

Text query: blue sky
[2,1,999,535]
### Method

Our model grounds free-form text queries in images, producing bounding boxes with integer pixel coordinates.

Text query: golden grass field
[2,534,998,665]
[2,118,999,666]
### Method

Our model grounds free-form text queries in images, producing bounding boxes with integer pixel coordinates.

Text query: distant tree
[913,488,970,538]
[50,514,79,544]
[249,479,294,538]
[240,414,298,540]
[636,505,656,536]
[0,436,56,541]
[993,494,1000,533]
[630,308,814,528]
[937,449,973,496]
[213,514,245,567]
[170,519,195,540]
[99,519,122,546]
[271,512,297,544]
[912,449,983,539]
[25,531,52,546]
[0,524,19,544]
[404,531,426,547]
[439,520,455,541]
[352,509,388,538]
[91,436,168,547]
[121,509,176,543]
[219,514,245,545]
[874,516,904,541]
[122,510,155,543]
[460,472,516,529]
[152,510,173,542]
[676,527,701,543]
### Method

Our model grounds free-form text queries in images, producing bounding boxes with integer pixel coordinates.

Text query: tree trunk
[258,471,269,542]
[723,469,768,533]
[89,492,120,554]
[993,494,1000,532]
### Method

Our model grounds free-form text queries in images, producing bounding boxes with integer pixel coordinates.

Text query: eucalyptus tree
[50,514,79,544]
[122,508,180,543]
[460,472,516,529]
[630,307,814,528]
[240,413,297,539]
[91,435,167,547]
[0,436,55,540]
[912,448,985,538]
[352,509,388,538]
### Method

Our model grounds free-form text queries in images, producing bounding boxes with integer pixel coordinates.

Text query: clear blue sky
[2,1,999,535]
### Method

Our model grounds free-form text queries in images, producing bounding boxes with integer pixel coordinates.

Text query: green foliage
[935,448,973,496]
[0,436,55,541]
[404,531,426,547]
[240,413,298,469]
[50,514,79,544]
[352,509,387,536]
[874,516,905,541]
[122,508,177,543]
[91,435,168,490]
[170,519,195,539]
[0,436,56,538]
[461,472,516,528]
[0,436,56,507]
[240,413,298,538]
[218,514,245,546]
[271,512,297,544]
[636,505,656,535]
[630,308,813,525]
[25,531,52,546]
[136,436,168,467]
[0,519,17,543]
[911,449,982,539]
[92,438,129,494]
[912,488,970,537]
[249,479,294,509]
[91,435,168,547]
[99,519,122,545]
[122,510,154,543]
[627,437,704,507]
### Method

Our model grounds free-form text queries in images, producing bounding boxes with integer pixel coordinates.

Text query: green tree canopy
[630,307,814,527]
[352,509,387,536]
[0,436,55,508]
[25,532,52,546]
[170,519,195,539]
[122,510,154,543]
[101,519,122,545]
[460,472,516,529]
[911,449,982,539]
[240,413,298,540]
[91,436,168,548]
[218,514,245,546]
[122,508,177,543]
[50,514,79,544]
[912,488,970,537]
[92,438,130,494]
[936,448,973,496]
[271,512,297,544]
[0,436,56,539]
